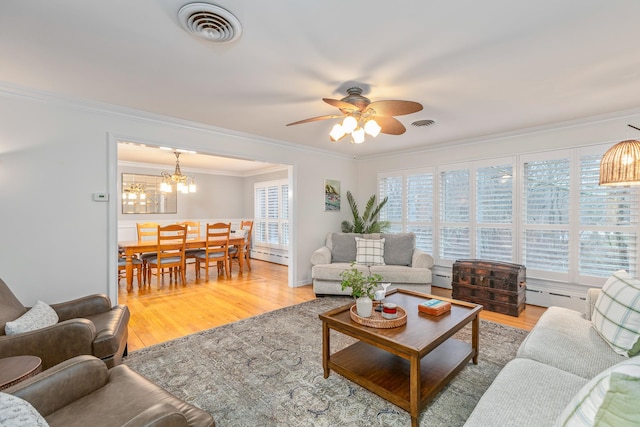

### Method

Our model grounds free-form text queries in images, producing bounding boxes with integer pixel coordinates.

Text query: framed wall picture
[324,179,341,211]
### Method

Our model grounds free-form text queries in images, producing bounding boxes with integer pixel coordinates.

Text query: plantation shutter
[254,187,267,245]
[281,184,289,246]
[379,174,403,232]
[476,165,513,262]
[254,180,288,248]
[440,168,470,260]
[522,157,570,273]
[406,172,433,254]
[579,154,638,277]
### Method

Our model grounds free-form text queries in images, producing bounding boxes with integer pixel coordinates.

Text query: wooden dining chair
[118,253,143,287]
[195,222,232,281]
[136,222,159,285]
[180,221,201,274]
[230,220,253,272]
[146,224,187,287]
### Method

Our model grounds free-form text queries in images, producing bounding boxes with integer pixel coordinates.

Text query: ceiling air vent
[411,119,436,127]
[178,3,242,43]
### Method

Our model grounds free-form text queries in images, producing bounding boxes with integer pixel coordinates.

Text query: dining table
[118,235,246,291]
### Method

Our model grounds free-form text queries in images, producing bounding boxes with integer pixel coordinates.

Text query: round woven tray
[349,304,407,328]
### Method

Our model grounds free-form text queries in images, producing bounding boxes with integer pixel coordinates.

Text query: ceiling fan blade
[286,115,341,126]
[322,98,359,112]
[367,100,423,116]
[375,116,407,135]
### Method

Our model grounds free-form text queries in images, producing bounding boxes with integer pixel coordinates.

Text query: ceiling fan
[286,87,423,143]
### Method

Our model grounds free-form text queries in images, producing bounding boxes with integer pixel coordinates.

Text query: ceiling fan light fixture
[329,123,346,141]
[364,119,381,137]
[352,127,366,144]
[341,116,358,134]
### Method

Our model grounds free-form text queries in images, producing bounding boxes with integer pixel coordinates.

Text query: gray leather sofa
[0,278,129,369]
[311,232,433,296]
[5,355,215,426]
[464,289,632,426]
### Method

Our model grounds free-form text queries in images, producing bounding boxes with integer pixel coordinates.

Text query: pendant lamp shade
[599,139,640,186]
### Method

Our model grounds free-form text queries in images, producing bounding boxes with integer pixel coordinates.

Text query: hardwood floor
[118,260,546,352]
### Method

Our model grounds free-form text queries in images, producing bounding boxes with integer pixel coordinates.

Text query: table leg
[125,248,134,292]
[472,314,480,364]
[237,244,244,274]
[322,322,330,378]
[410,355,420,427]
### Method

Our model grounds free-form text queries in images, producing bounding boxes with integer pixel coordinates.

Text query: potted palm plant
[341,191,390,233]
[340,263,382,318]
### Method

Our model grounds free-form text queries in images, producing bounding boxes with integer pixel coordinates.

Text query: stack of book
[418,298,451,316]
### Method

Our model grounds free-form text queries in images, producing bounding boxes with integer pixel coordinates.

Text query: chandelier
[600,125,640,186]
[160,152,197,194]
[329,114,381,144]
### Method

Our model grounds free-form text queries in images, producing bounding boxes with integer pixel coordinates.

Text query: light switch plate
[92,193,109,202]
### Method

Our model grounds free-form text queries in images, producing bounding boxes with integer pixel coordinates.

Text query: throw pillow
[0,393,49,426]
[592,270,640,357]
[555,357,640,427]
[330,233,360,263]
[355,237,385,266]
[4,300,59,335]
[381,233,415,266]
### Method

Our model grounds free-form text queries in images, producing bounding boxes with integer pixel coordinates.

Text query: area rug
[124,297,529,427]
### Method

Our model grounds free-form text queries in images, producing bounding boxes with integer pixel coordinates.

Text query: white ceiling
[2,0,640,164]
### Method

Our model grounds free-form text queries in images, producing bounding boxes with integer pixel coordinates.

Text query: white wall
[0,84,357,305]
[118,163,246,221]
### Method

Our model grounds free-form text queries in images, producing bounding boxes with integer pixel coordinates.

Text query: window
[521,155,571,276]
[578,152,638,280]
[439,167,470,261]
[379,169,434,254]
[476,164,514,262]
[378,144,639,286]
[254,179,289,249]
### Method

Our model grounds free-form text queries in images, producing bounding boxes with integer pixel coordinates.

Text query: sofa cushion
[516,306,624,379]
[312,263,369,282]
[369,265,431,284]
[463,358,587,427]
[355,237,385,266]
[555,357,640,427]
[0,392,49,426]
[329,233,359,263]
[592,270,640,357]
[5,301,59,335]
[381,233,415,266]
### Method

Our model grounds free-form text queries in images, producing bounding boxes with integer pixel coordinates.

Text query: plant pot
[356,296,373,318]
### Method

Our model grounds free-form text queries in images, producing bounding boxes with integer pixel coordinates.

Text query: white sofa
[464,288,639,426]
[310,232,434,296]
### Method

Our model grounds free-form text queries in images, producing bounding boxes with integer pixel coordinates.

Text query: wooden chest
[451,259,526,317]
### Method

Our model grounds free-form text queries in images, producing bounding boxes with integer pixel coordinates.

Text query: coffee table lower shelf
[328,338,474,416]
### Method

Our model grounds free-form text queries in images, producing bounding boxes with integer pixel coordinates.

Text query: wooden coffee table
[0,355,43,391]
[319,288,482,427]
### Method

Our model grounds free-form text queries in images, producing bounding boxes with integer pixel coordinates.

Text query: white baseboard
[250,248,288,266]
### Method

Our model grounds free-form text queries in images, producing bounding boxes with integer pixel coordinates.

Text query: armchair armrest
[411,249,434,269]
[585,288,602,320]
[121,403,189,427]
[7,355,108,417]
[311,246,331,265]
[51,294,113,321]
[0,319,96,369]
